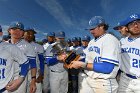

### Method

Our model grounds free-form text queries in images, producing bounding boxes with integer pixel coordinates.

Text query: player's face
[24,31,35,42]
[90,26,105,38]
[127,20,140,37]
[47,36,55,42]
[118,26,129,37]
[9,28,24,39]
[81,40,89,47]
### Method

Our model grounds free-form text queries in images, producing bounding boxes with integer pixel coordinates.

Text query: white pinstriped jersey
[85,33,120,79]
[120,37,140,77]
[0,42,28,89]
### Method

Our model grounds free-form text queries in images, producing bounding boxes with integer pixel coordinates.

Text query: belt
[126,73,137,79]
[0,87,6,92]
[50,70,64,73]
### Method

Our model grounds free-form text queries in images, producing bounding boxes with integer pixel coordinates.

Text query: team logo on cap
[130,14,138,19]
[16,22,21,27]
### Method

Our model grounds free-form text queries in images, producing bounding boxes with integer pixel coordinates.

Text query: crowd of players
[0,13,140,93]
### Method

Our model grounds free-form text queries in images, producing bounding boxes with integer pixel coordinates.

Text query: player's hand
[6,77,24,92]
[36,74,44,83]
[30,79,36,93]
[69,61,85,69]
[57,53,67,62]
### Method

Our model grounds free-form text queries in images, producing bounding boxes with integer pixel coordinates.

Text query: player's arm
[6,46,29,92]
[70,61,115,74]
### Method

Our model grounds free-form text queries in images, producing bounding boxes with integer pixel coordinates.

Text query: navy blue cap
[9,22,24,30]
[2,35,10,40]
[0,25,2,32]
[113,20,126,30]
[47,32,55,37]
[124,13,140,25]
[67,38,71,43]
[77,37,81,41]
[82,35,91,41]
[55,31,65,38]
[87,16,105,30]
[71,37,78,42]
[25,27,36,34]
[42,39,48,43]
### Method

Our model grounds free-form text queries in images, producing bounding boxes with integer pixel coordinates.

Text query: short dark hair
[98,23,109,30]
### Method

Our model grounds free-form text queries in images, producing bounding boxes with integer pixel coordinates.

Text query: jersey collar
[94,33,107,42]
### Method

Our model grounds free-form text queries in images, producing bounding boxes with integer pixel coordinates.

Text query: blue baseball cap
[124,13,140,25]
[25,27,36,34]
[0,25,2,32]
[77,37,81,41]
[47,32,55,37]
[71,37,78,42]
[113,20,126,30]
[42,39,48,43]
[8,22,24,31]
[87,16,105,30]
[2,35,10,40]
[55,31,65,38]
[82,35,91,41]
[67,38,71,43]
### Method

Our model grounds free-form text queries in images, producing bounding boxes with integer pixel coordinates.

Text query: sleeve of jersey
[28,56,36,69]
[100,37,120,65]
[93,61,115,74]
[12,46,29,77]
[38,53,45,75]
[45,56,58,66]
[20,60,29,77]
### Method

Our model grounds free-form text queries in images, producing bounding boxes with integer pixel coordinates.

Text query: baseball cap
[8,22,24,31]
[82,35,91,41]
[55,31,65,38]
[42,39,48,43]
[87,16,105,30]
[0,25,2,32]
[124,13,140,25]
[25,27,36,34]
[47,32,55,37]
[2,35,10,40]
[71,37,78,42]
[77,37,81,41]
[67,38,71,43]
[113,20,126,30]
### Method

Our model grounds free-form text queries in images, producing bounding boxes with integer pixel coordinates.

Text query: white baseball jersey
[85,33,120,79]
[9,39,36,76]
[120,37,140,77]
[0,42,28,90]
[9,39,36,93]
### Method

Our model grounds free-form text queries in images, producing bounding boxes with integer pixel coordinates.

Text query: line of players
[1,12,140,93]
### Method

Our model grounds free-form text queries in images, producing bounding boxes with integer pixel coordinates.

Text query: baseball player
[78,35,93,93]
[0,25,29,93]
[69,37,84,93]
[117,13,140,93]
[8,22,37,93]
[24,27,45,93]
[46,31,68,93]
[113,21,130,37]
[69,16,120,93]
[43,32,55,93]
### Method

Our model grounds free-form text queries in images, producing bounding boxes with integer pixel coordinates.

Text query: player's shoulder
[105,33,119,42]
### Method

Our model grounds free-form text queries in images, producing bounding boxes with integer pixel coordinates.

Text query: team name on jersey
[0,58,6,80]
[88,46,100,54]
[121,47,140,56]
